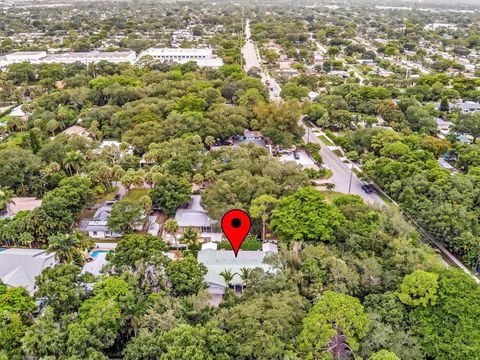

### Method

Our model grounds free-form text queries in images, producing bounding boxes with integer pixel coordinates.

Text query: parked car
[361,184,373,194]
[293,152,300,160]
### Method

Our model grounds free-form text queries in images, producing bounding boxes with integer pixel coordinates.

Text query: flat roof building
[43,51,137,64]
[138,48,224,68]
[0,50,136,68]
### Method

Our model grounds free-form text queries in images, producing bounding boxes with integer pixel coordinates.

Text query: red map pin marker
[221,209,251,257]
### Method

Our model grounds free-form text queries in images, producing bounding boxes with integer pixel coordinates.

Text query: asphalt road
[242,20,282,101]
[243,19,383,205]
[301,125,385,205]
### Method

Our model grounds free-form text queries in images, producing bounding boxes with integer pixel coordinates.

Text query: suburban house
[60,125,91,138]
[173,195,223,243]
[436,117,453,138]
[232,130,273,154]
[6,197,42,218]
[197,242,278,306]
[437,100,480,114]
[84,201,122,239]
[0,248,57,294]
[9,105,27,120]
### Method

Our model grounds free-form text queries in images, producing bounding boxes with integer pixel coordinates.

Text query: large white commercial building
[138,47,224,68]
[0,48,223,69]
[0,50,137,68]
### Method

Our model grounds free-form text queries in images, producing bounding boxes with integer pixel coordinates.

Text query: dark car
[293,152,300,160]
[362,184,373,194]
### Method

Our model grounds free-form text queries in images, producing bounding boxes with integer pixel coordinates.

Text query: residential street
[302,125,385,205]
[243,19,384,205]
[242,20,282,101]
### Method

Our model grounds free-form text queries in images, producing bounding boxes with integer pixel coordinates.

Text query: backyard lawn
[124,188,151,200]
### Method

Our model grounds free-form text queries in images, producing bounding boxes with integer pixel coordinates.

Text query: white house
[9,105,27,119]
[197,242,278,306]
[0,249,57,294]
[173,195,223,243]
[84,201,122,239]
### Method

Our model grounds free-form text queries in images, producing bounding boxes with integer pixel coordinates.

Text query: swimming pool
[0,248,5,252]
[91,250,110,258]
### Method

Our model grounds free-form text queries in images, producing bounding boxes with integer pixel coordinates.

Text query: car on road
[361,184,373,194]
[293,152,300,160]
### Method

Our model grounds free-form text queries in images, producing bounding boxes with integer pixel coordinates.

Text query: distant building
[329,70,350,78]
[138,48,224,68]
[197,242,278,306]
[9,105,27,119]
[436,117,453,136]
[84,201,122,239]
[0,50,136,68]
[232,130,272,154]
[60,125,91,138]
[42,51,136,64]
[424,23,458,31]
[0,249,57,294]
[437,100,480,114]
[6,197,42,217]
[173,195,222,243]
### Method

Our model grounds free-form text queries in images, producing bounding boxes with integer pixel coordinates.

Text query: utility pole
[348,163,353,194]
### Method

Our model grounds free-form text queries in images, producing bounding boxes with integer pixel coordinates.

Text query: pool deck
[82,252,109,276]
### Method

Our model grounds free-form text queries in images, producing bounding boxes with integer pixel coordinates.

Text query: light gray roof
[84,201,116,232]
[0,249,57,294]
[197,248,277,288]
[174,195,215,228]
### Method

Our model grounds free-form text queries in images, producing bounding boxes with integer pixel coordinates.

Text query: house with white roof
[197,242,278,306]
[437,100,480,114]
[173,195,223,243]
[0,248,57,294]
[9,105,27,120]
[84,201,122,239]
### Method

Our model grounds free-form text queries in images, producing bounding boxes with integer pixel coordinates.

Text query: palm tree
[63,150,86,175]
[220,269,236,289]
[204,135,215,148]
[47,231,91,264]
[19,232,34,248]
[180,227,199,250]
[204,170,216,183]
[0,187,15,212]
[239,267,252,292]
[249,195,277,241]
[164,219,179,249]
[46,119,59,137]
